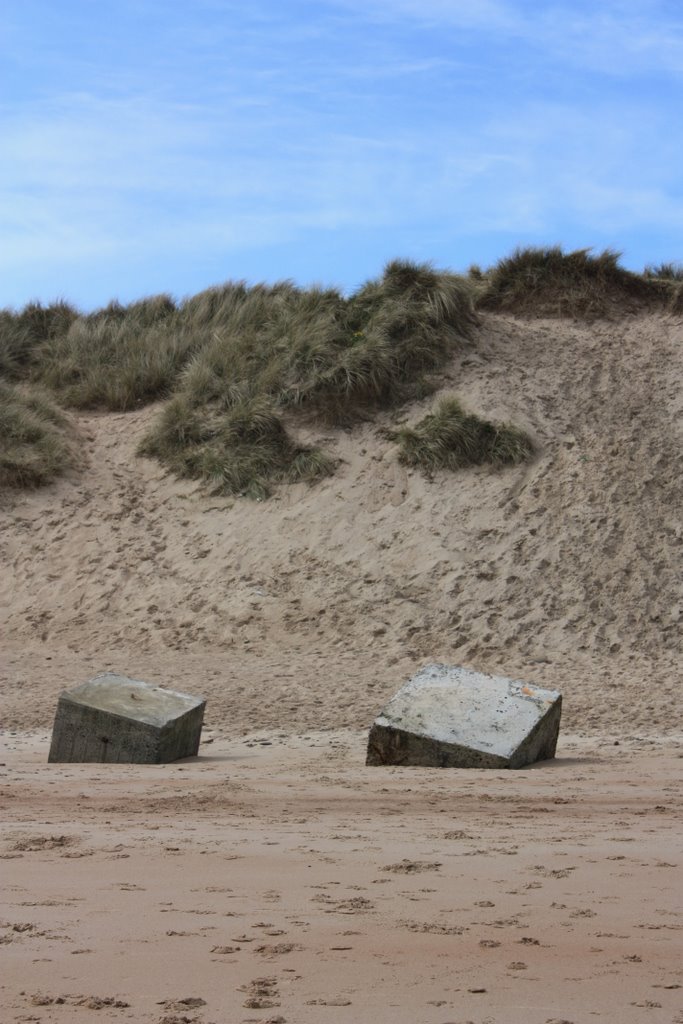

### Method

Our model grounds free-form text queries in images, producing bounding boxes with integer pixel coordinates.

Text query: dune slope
[1,312,681,738]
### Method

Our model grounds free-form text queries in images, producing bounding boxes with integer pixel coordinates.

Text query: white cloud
[329,0,520,33]
[536,5,683,76]
[563,181,683,231]
[330,0,683,77]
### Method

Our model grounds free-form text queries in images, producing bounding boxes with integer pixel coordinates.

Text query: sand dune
[1,312,681,736]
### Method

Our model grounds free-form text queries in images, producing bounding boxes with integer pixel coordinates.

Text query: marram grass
[36,294,184,410]
[479,246,670,319]
[0,380,75,488]
[396,397,534,473]
[139,396,335,499]
[136,260,479,497]
[3,245,675,494]
[0,301,78,381]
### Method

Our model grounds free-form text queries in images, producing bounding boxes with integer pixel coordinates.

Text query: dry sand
[1,311,682,1022]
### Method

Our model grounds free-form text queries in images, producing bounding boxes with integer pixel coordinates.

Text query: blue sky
[2,0,682,310]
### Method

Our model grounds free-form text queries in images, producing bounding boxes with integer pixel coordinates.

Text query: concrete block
[48,673,206,764]
[366,664,561,769]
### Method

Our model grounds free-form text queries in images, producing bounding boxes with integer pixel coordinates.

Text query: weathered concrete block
[48,673,206,764]
[366,664,561,769]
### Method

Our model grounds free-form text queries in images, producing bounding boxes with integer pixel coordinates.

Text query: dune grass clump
[30,263,477,428]
[138,261,478,496]
[1,261,478,497]
[0,380,75,488]
[136,282,347,497]
[643,263,683,313]
[479,247,668,319]
[395,397,534,473]
[0,301,78,381]
[139,395,335,499]
[281,260,479,417]
[173,262,478,418]
[643,262,683,281]
[37,294,183,410]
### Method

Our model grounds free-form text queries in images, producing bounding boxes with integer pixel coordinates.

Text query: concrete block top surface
[374,664,561,760]
[61,673,205,727]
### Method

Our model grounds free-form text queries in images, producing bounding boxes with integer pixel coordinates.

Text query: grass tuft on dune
[479,246,671,319]
[669,282,683,315]
[139,395,336,499]
[0,301,78,382]
[395,396,534,473]
[0,380,75,488]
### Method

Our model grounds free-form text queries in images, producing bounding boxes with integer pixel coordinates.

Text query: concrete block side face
[158,702,206,762]
[49,696,162,764]
[508,697,562,769]
[366,724,510,769]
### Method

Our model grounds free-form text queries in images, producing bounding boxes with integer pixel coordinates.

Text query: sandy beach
[2,730,682,1024]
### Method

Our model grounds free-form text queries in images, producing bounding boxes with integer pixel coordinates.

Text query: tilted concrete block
[366,664,561,769]
[48,673,206,764]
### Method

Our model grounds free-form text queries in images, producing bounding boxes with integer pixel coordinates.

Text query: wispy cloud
[332,0,683,77]
[536,3,683,77]
[331,0,519,30]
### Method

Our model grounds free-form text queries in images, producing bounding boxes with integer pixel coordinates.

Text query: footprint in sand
[239,976,280,1009]
[381,859,441,874]
[256,942,302,957]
